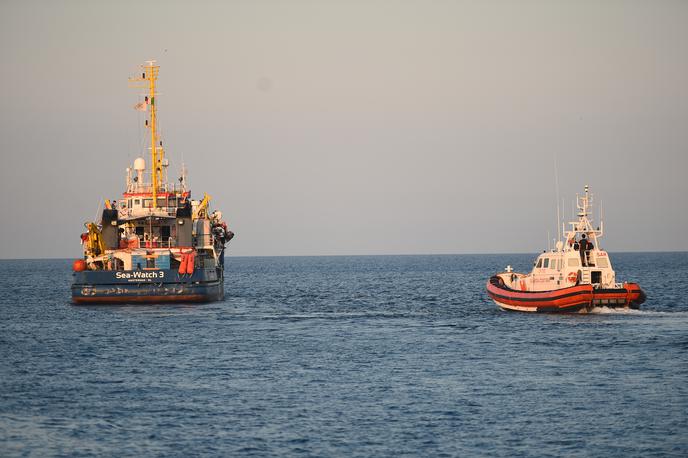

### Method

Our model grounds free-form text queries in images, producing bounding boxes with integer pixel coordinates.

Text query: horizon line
[1,249,686,262]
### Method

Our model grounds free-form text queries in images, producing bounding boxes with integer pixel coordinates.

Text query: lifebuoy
[567,272,578,283]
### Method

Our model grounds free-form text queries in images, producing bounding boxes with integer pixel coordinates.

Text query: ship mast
[130,60,164,208]
[564,185,604,250]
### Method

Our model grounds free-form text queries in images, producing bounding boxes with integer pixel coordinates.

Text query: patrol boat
[71,61,233,304]
[486,186,645,313]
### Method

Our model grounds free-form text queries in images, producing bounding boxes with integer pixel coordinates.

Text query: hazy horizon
[1,1,687,259]
[2,249,687,262]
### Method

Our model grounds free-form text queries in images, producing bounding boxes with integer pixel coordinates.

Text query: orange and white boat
[486,186,645,313]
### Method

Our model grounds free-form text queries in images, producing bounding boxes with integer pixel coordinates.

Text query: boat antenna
[561,198,565,245]
[599,198,603,248]
[554,153,561,243]
[94,198,102,224]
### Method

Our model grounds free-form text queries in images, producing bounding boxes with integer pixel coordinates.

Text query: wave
[253,311,422,320]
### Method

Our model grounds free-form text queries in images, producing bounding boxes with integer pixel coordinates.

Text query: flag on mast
[133,100,148,111]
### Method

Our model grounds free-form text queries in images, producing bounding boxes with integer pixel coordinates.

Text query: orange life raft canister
[185,251,195,274]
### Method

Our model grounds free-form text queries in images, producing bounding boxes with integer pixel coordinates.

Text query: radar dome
[134,157,146,171]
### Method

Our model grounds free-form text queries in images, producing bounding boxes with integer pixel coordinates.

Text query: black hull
[71,268,224,304]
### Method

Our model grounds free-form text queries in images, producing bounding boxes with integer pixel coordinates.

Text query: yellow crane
[193,193,212,219]
[84,222,105,257]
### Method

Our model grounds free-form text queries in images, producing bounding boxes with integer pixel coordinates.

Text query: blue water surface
[1,253,687,457]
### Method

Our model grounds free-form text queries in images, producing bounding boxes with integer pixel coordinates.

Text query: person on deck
[586,240,594,266]
[579,234,589,266]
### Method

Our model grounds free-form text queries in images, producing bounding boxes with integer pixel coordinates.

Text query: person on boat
[579,234,589,266]
[586,240,594,266]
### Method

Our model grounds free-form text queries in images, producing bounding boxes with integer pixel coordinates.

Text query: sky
[0,0,687,259]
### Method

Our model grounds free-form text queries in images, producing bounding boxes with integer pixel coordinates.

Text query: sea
[1,252,687,457]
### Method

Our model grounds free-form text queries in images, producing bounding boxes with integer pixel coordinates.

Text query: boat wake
[587,306,688,316]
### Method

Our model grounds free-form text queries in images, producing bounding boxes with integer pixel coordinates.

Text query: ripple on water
[0,253,687,456]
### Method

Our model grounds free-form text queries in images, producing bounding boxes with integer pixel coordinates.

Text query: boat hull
[486,276,645,313]
[71,268,224,304]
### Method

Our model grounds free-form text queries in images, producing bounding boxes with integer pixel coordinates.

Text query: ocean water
[1,252,687,457]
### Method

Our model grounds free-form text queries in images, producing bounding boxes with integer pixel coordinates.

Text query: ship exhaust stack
[101,209,119,250]
[176,202,193,247]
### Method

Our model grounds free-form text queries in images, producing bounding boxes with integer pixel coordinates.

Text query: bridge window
[536,258,543,268]
[543,258,549,268]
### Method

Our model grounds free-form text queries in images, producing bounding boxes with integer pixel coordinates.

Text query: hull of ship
[71,268,224,304]
[486,276,645,313]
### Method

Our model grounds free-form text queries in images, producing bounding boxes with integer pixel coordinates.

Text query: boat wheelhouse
[486,186,645,313]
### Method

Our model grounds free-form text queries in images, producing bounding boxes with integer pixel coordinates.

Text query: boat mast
[130,60,164,209]
[147,61,163,208]
[576,185,603,248]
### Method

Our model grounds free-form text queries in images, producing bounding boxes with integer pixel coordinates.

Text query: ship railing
[120,208,178,219]
[593,282,626,290]
[124,182,186,194]
[138,238,178,249]
[121,231,223,251]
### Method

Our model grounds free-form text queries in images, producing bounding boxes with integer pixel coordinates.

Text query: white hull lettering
[115,271,165,280]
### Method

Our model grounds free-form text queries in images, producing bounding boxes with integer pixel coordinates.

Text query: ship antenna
[554,153,561,243]
[94,197,103,224]
[599,198,604,247]
[561,197,565,245]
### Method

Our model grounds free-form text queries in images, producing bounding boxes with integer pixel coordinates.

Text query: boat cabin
[526,247,616,291]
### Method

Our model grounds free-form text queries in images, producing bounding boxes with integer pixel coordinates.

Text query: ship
[71,61,233,304]
[486,186,645,313]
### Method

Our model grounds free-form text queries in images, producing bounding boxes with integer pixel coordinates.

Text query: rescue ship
[71,61,233,304]
[486,186,645,313]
